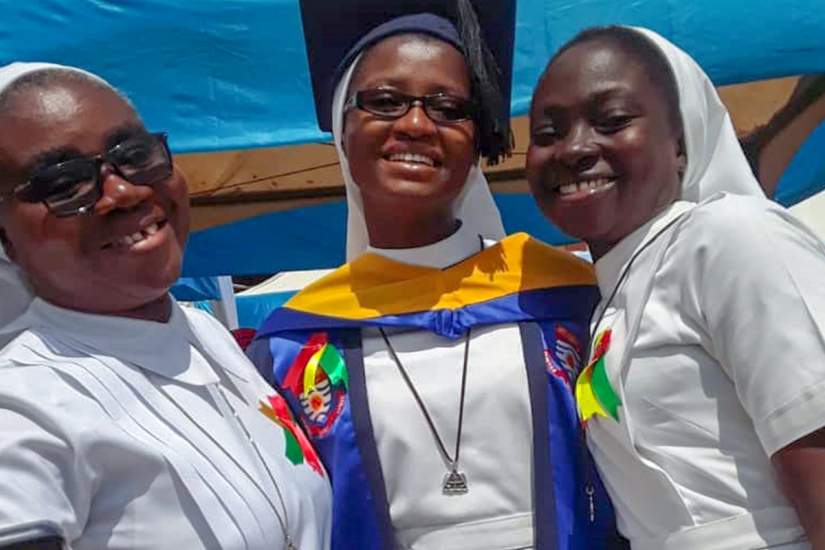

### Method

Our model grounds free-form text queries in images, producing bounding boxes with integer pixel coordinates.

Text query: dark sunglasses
[0,132,173,218]
[345,89,477,124]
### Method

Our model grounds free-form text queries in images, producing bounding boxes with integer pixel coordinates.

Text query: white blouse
[363,222,535,550]
[586,194,825,550]
[0,252,30,348]
[0,299,331,550]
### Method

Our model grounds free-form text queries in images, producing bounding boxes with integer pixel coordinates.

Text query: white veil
[0,62,111,344]
[632,28,764,201]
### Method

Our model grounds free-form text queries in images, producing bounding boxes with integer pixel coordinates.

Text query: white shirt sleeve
[0,364,93,544]
[683,196,825,456]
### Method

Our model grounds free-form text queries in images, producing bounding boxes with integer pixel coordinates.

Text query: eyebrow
[23,123,148,174]
[363,79,470,98]
[538,85,637,117]
[104,124,147,150]
[25,147,84,174]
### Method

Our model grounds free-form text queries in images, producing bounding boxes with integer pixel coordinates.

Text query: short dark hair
[0,68,135,120]
[545,25,683,134]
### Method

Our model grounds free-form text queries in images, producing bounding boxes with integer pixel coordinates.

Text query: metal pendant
[442,467,469,495]
[286,536,298,550]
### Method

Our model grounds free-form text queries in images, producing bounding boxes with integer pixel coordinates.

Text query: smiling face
[343,34,477,223]
[526,39,685,258]
[0,77,189,318]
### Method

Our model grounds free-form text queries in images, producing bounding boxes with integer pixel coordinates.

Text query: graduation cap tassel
[454,0,513,165]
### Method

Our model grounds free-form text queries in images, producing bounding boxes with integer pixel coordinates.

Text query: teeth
[388,153,435,167]
[557,178,614,196]
[108,221,165,249]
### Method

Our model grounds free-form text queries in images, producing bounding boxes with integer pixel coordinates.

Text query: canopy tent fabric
[241,269,332,295]
[170,276,221,301]
[775,120,825,207]
[181,193,573,276]
[188,269,330,329]
[2,1,824,279]
[191,290,296,330]
[1,1,824,153]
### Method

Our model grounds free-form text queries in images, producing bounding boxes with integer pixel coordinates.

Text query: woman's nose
[557,123,600,170]
[93,166,153,215]
[392,102,438,139]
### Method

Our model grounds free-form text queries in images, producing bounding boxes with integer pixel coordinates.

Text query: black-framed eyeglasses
[345,89,477,124]
[0,132,173,218]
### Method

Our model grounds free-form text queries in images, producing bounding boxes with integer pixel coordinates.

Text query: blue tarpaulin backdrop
[2,0,824,151]
[2,0,824,277]
[180,194,574,276]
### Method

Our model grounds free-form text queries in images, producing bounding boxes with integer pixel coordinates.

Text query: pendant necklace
[582,208,690,523]
[379,326,471,496]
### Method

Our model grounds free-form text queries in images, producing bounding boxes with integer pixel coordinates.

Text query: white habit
[0,299,332,549]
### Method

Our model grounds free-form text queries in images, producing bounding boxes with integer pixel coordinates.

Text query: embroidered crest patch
[282,332,348,437]
[545,323,583,389]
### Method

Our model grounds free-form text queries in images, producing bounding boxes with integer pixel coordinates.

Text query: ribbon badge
[283,332,348,437]
[575,328,622,427]
[259,393,324,477]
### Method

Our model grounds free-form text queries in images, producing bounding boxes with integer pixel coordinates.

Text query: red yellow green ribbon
[260,393,324,476]
[284,332,348,397]
[576,329,621,425]
[303,341,348,393]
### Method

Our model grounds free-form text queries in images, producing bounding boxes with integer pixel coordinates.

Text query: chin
[132,257,182,295]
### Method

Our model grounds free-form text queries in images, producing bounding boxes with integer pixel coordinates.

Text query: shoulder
[0,338,104,430]
[676,193,821,259]
[506,232,596,286]
[181,303,247,351]
[181,305,269,382]
[682,192,801,237]
[180,303,227,330]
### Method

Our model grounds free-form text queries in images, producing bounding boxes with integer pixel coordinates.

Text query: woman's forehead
[555,42,643,82]
[353,34,469,88]
[539,43,655,105]
[0,81,140,168]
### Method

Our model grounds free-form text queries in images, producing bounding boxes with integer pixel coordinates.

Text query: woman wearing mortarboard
[248,1,619,548]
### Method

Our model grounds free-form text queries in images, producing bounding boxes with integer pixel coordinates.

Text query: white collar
[365,220,486,269]
[594,201,694,297]
[9,298,245,386]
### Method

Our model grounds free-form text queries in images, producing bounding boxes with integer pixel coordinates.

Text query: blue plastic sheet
[169,276,221,301]
[191,290,296,329]
[1,0,823,152]
[181,193,574,276]
[774,120,825,207]
[3,1,824,277]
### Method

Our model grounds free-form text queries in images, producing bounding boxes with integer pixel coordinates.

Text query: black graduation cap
[300,0,517,133]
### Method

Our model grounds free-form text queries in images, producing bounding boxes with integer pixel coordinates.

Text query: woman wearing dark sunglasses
[0,63,331,549]
[247,1,620,548]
